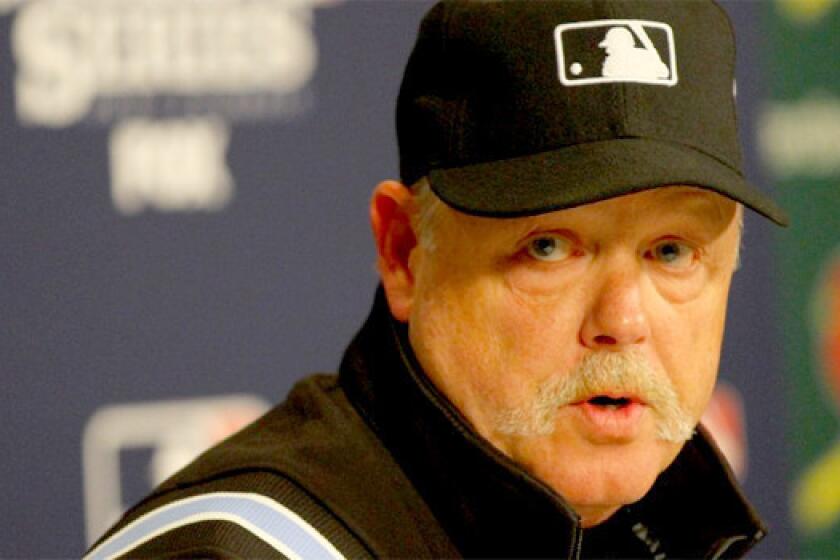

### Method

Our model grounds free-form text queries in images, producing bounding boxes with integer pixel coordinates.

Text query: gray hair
[410,178,445,252]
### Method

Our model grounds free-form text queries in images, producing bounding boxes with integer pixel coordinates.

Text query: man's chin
[554,468,658,520]
[511,432,683,522]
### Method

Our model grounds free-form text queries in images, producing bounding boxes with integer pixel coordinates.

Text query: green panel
[765,1,840,557]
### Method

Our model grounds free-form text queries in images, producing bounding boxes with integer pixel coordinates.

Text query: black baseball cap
[396,0,788,226]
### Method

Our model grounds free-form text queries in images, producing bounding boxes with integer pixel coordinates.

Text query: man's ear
[370,180,417,322]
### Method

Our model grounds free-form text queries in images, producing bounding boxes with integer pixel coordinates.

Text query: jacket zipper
[569,524,584,560]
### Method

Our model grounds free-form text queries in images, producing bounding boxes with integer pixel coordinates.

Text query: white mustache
[494,351,695,443]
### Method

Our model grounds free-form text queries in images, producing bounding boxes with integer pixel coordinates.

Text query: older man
[86,1,787,558]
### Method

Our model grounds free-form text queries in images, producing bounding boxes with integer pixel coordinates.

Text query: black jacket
[86,290,767,559]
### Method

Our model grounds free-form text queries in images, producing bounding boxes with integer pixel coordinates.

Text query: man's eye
[526,235,573,262]
[650,240,696,268]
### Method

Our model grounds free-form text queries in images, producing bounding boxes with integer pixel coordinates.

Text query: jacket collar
[340,288,767,559]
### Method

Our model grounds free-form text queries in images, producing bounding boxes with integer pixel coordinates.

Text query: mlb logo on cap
[555,20,678,87]
[397,0,788,226]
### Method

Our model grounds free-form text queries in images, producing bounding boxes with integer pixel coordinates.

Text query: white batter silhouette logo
[599,26,670,80]
[555,19,678,87]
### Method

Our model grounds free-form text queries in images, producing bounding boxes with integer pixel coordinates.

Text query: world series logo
[4,0,339,215]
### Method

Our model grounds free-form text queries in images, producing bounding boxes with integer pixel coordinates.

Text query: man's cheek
[660,328,721,419]
[510,284,580,330]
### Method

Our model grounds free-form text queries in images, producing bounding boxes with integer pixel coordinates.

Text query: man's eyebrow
[480,214,542,241]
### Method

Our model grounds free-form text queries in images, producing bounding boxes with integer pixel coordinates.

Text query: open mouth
[574,394,646,439]
[586,395,635,410]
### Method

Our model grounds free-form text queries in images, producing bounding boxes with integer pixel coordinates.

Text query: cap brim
[428,138,789,226]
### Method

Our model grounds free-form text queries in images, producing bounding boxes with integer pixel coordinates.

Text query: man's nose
[579,264,649,350]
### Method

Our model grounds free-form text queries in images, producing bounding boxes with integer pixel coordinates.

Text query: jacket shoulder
[84,470,372,559]
[86,375,454,559]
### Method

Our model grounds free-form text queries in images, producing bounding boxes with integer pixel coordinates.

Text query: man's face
[404,186,741,527]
